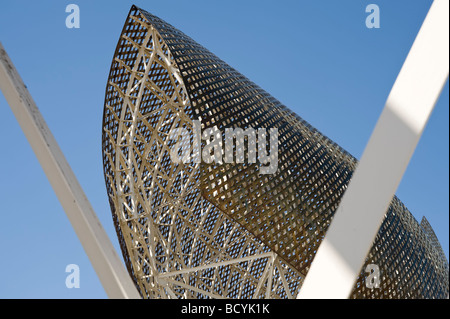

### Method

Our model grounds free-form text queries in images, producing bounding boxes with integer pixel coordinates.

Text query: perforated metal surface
[102,5,449,299]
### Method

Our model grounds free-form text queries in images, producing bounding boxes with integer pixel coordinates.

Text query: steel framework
[102,5,449,299]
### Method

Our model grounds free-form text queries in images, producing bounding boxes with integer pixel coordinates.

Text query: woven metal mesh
[102,5,449,299]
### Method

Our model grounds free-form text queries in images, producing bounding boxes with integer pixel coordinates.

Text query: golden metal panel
[102,5,448,299]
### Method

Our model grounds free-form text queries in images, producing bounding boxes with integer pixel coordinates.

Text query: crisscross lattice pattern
[102,5,449,299]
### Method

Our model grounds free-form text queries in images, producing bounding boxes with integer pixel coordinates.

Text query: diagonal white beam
[0,42,141,299]
[298,0,449,299]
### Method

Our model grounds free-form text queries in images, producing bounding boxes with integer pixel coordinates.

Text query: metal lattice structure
[102,5,449,299]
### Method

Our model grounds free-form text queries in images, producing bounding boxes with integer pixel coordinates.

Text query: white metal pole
[298,0,449,299]
[0,42,141,299]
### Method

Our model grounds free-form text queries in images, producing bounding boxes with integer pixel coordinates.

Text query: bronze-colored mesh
[102,5,449,299]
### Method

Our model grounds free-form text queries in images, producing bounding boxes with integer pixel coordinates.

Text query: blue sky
[0,0,447,298]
